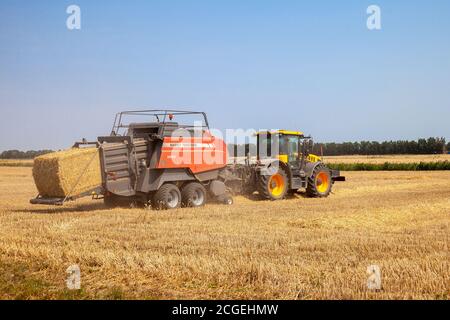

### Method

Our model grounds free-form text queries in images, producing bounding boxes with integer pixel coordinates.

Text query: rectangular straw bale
[32,148,102,198]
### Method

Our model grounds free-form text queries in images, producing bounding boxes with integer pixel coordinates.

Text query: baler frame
[110,110,210,136]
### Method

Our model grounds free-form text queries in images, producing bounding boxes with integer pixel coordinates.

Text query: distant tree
[315,137,446,156]
[0,150,53,159]
[221,138,447,157]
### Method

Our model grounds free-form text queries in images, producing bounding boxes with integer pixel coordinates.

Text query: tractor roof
[256,130,304,136]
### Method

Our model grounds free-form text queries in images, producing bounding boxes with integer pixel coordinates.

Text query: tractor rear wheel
[306,164,332,198]
[257,167,288,200]
[181,182,207,208]
[153,184,182,210]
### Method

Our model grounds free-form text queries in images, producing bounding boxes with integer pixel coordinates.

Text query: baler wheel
[306,164,332,198]
[257,167,288,200]
[181,182,207,208]
[153,184,182,210]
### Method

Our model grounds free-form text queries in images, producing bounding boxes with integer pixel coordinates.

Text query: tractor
[226,130,345,200]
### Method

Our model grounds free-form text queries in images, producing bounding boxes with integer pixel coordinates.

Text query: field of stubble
[0,166,448,300]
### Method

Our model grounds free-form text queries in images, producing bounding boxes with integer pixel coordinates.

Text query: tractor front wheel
[306,164,332,198]
[257,167,288,200]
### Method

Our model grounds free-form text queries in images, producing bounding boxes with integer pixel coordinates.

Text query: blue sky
[1,0,449,150]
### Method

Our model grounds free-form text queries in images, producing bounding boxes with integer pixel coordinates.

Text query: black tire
[181,182,207,208]
[306,163,332,198]
[257,166,288,200]
[153,184,182,210]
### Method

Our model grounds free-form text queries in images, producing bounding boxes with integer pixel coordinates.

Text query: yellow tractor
[229,130,345,200]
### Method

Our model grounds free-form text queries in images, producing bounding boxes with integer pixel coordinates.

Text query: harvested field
[0,167,448,300]
[0,159,33,167]
[324,155,450,171]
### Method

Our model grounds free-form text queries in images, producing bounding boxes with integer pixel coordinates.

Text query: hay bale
[32,148,102,198]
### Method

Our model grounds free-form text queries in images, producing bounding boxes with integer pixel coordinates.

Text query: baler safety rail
[30,187,104,206]
[72,140,100,148]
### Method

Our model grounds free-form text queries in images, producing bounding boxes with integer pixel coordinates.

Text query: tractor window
[278,135,299,162]
[278,135,288,155]
[280,135,299,162]
[287,136,299,162]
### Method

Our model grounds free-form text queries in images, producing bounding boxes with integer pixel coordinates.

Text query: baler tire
[153,184,182,210]
[181,182,207,208]
[257,167,288,200]
[306,163,332,198]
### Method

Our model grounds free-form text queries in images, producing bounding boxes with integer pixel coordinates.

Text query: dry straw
[32,148,102,197]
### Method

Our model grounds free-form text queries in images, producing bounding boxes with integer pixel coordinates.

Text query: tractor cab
[256,130,321,166]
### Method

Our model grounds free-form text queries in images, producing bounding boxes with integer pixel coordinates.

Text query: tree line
[0,150,53,159]
[312,137,448,156]
[228,137,449,157]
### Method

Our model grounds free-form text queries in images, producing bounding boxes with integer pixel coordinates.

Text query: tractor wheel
[153,184,182,210]
[181,182,207,208]
[306,164,332,198]
[257,167,288,200]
